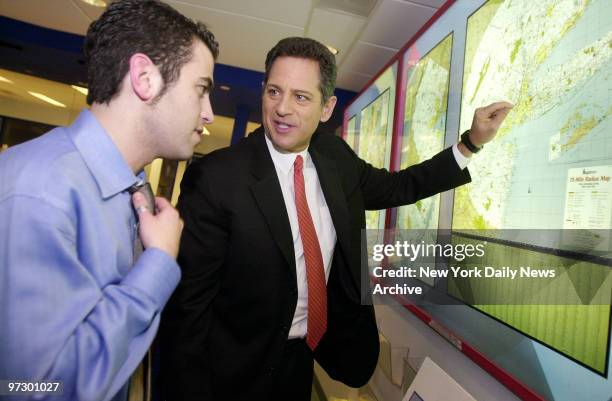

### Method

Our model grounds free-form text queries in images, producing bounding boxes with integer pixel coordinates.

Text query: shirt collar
[264,132,311,176]
[68,109,142,199]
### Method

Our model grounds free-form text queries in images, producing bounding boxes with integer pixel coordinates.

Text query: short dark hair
[84,0,219,105]
[264,37,337,103]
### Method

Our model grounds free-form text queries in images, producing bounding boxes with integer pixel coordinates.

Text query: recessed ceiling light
[0,75,14,84]
[80,0,107,7]
[28,91,67,108]
[71,85,89,95]
[219,85,231,91]
[326,45,339,55]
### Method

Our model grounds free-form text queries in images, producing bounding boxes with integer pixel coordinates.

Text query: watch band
[460,129,482,153]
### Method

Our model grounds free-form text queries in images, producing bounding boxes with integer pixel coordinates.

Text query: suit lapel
[248,131,296,278]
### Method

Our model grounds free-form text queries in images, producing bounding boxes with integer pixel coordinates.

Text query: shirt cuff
[452,143,471,170]
[121,247,181,310]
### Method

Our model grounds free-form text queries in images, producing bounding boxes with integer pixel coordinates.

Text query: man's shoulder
[0,128,85,203]
[311,129,352,150]
[310,130,358,164]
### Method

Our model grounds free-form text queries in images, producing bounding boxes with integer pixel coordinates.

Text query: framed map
[397,33,453,232]
[345,115,358,152]
[359,88,391,229]
[454,0,612,233]
[344,61,398,230]
[450,0,612,378]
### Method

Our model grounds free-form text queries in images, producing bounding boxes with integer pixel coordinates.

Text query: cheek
[304,111,321,128]
[262,100,273,116]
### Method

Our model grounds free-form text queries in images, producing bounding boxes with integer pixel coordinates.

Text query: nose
[201,95,214,124]
[275,93,292,117]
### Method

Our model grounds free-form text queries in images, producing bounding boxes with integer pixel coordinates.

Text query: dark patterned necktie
[128,181,155,259]
[127,181,155,401]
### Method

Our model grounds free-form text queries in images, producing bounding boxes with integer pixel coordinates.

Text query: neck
[90,101,154,173]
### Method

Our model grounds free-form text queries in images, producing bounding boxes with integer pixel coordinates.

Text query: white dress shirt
[452,143,470,170]
[265,133,469,338]
[265,134,336,338]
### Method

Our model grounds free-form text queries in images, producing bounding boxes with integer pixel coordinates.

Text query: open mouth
[273,120,295,134]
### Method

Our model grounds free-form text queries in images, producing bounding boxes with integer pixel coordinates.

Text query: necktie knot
[294,155,303,173]
[128,180,146,194]
[128,182,155,217]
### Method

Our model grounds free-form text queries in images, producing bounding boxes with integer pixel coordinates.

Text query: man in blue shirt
[0,1,218,400]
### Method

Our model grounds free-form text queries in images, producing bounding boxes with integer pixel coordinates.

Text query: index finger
[482,101,513,116]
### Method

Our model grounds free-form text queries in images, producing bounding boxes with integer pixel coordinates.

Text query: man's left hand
[469,101,513,147]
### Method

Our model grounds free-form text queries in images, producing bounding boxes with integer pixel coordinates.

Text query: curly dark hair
[84,0,219,105]
[264,37,337,103]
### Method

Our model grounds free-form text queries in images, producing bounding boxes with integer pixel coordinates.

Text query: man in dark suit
[160,37,512,401]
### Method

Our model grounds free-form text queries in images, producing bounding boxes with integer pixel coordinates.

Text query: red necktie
[293,155,327,351]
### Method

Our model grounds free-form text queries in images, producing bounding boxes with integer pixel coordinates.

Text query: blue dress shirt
[0,110,181,401]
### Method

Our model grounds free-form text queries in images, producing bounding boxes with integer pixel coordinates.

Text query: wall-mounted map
[397,34,453,232]
[450,0,612,376]
[359,88,391,229]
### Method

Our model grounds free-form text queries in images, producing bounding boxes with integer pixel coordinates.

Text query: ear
[319,95,337,123]
[128,53,163,102]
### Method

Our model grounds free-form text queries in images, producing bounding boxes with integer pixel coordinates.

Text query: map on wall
[358,89,391,229]
[449,0,612,375]
[345,115,358,152]
[397,33,453,232]
[453,0,612,232]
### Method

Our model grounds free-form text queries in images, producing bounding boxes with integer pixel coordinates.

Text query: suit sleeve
[352,144,471,210]
[160,161,227,400]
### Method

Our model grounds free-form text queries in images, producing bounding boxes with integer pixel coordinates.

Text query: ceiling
[0,0,447,129]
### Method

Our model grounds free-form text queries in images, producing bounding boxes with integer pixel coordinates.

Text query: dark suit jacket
[160,127,470,400]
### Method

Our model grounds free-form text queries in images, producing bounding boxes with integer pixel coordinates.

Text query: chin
[271,138,295,153]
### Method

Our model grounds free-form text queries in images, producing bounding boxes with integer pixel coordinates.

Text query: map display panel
[358,88,391,229]
[397,34,453,232]
[345,115,357,152]
[450,0,612,375]
[454,0,612,232]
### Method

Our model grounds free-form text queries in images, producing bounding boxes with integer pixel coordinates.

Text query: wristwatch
[460,129,482,154]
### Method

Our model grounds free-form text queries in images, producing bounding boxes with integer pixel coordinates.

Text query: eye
[296,94,309,102]
[267,88,279,97]
[197,85,209,97]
